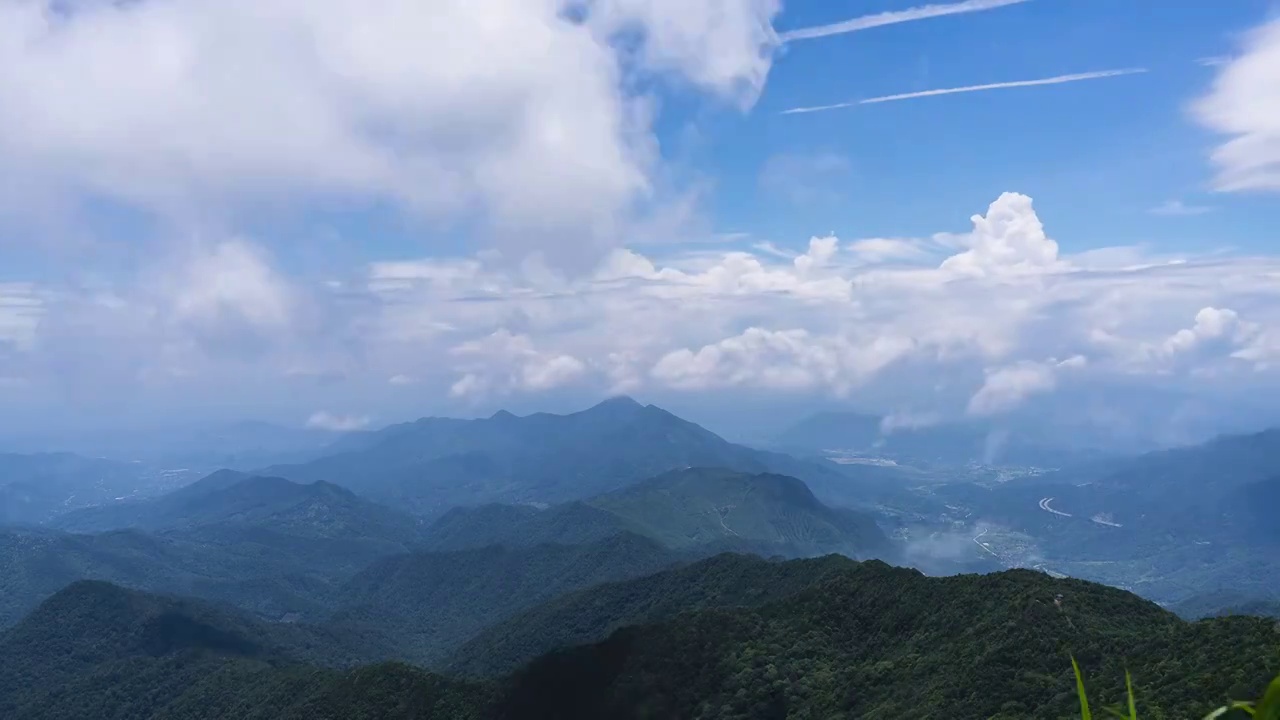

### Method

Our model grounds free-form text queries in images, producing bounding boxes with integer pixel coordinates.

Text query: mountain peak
[489,409,518,421]
[591,395,643,411]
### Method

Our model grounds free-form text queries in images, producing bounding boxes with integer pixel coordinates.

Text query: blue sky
[692,0,1275,254]
[0,0,1278,444]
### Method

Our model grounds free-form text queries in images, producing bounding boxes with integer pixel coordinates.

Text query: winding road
[1038,497,1072,517]
[972,527,1001,559]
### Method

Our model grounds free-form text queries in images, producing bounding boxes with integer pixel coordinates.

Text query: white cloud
[967,355,1086,417]
[651,327,916,394]
[1191,17,1280,193]
[165,240,293,338]
[582,0,781,109]
[779,0,1028,42]
[939,192,1062,276]
[305,411,371,432]
[0,0,779,265]
[448,330,588,399]
[1159,307,1246,357]
[8,190,1280,438]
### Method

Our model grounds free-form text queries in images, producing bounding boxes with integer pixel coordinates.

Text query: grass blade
[1126,670,1138,720]
[1255,675,1280,720]
[1073,656,1092,720]
[1203,704,1256,720]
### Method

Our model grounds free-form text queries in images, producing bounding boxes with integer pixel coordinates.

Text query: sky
[0,0,1279,444]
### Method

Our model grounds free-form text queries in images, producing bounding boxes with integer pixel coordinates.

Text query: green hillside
[446,552,858,677]
[423,501,626,552]
[495,562,1279,719]
[4,562,1278,719]
[588,467,890,557]
[330,532,681,665]
[0,581,481,720]
[421,467,891,561]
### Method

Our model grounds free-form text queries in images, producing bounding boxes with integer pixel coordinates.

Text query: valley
[1,398,1277,718]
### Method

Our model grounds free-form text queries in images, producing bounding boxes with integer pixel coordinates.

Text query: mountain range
[4,560,1276,719]
[423,467,891,559]
[262,396,891,515]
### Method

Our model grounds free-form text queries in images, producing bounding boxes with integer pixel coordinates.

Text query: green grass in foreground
[1072,657,1280,720]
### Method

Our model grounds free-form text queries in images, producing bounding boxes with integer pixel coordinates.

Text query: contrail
[780,0,1030,42]
[782,68,1148,114]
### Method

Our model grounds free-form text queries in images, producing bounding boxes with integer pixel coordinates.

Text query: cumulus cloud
[940,192,1062,276]
[448,330,588,400]
[305,411,371,432]
[0,0,779,265]
[651,327,916,394]
[967,355,1087,417]
[7,189,1280,437]
[165,239,293,340]
[1191,17,1280,193]
[581,0,781,108]
[1159,307,1247,357]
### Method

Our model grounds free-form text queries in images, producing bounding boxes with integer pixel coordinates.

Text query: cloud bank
[4,190,1280,438]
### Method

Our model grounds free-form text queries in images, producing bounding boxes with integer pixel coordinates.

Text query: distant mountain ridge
[264,397,883,514]
[421,467,891,561]
[53,472,425,546]
[2,474,430,629]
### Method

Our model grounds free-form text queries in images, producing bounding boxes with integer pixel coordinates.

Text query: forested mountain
[422,468,890,560]
[591,467,890,557]
[0,581,478,720]
[494,562,1280,719]
[53,473,426,549]
[0,475,430,629]
[264,397,885,515]
[5,563,1276,719]
[423,501,626,552]
[0,525,354,629]
[330,532,682,665]
[446,552,859,677]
